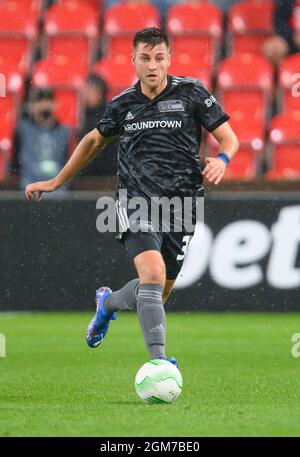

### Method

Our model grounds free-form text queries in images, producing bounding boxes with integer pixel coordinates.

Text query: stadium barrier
[1,191,300,311]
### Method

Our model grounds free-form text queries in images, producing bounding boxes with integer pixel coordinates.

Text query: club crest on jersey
[157,100,184,112]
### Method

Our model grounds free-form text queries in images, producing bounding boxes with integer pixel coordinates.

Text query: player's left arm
[203,121,239,185]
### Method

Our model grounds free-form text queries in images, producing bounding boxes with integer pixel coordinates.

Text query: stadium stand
[0,0,40,72]
[278,52,300,113]
[228,0,274,56]
[168,56,211,90]
[32,54,88,127]
[103,2,160,58]
[267,111,300,180]
[213,53,274,178]
[43,0,100,65]
[57,0,101,10]
[0,0,300,184]
[92,54,137,100]
[0,51,24,178]
[0,117,14,180]
[206,135,261,180]
[217,53,274,123]
[166,1,223,75]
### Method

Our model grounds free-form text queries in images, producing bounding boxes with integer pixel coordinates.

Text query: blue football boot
[86,287,117,348]
[157,354,179,368]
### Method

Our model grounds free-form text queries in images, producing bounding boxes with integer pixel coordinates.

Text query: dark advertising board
[0,192,299,311]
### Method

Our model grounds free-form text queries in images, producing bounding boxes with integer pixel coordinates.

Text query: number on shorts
[177,235,191,261]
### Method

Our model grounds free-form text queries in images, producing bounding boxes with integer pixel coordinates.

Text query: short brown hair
[133,27,170,50]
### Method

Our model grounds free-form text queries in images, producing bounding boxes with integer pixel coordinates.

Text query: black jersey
[96,75,229,200]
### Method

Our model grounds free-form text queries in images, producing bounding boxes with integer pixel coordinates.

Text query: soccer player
[25,28,239,367]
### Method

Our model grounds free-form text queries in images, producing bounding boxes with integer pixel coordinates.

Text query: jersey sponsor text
[124,119,182,132]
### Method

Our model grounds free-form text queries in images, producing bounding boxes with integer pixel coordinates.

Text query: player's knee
[139,263,166,285]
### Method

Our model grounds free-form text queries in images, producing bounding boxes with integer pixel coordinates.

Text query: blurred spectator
[263,0,300,66]
[78,74,118,176]
[11,87,71,190]
[78,74,108,138]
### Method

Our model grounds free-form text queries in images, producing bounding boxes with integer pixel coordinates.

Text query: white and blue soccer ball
[134,359,183,404]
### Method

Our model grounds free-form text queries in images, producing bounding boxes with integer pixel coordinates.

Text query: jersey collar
[135,75,173,102]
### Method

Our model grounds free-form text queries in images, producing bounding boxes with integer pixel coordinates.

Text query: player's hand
[25,179,59,202]
[203,157,226,185]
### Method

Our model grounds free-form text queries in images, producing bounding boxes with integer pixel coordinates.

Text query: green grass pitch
[1,311,300,437]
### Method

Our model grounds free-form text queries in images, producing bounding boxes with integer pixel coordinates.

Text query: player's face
[132,42,170,96]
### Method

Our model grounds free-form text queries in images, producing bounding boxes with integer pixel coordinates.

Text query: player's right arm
[25,128,112,201]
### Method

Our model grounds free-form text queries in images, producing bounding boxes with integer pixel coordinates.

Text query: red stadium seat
[32,54,87,88]
[54,89,80,128]
[104,3,160,57]
[0,55,24,97]
[0,39,32,72]
[218,54,273,123]
[206,111,263,180]
[93,56,137,101]
[208,54,271,180]
[166,2,223,69]
[0,1,38,36]
[223,147,258,179]
[229,114,264,150]
[0,0,43,18]
[44,1,99,35]
[228,0,273,55]
[267,112,300,180]
[44,1,99,63]
[0,54,20,172]
[103,37,133,62]
[0,94,17,126]
[218,54,273,91]
[278,53,300,113]
[0,94,18,171]
[168,57,212,90]
[0,114,14,180]
[32,54,87,126]
[44,36,95,65]
[219,90,267,178]
[222,89,268,126]
[0,0,38,70]
[206,133,259,179]
[0,117,14,160]
[57,0,100,12]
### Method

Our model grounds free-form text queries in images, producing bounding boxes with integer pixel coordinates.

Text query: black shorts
[115,193,203,280]
[123,230,192,280]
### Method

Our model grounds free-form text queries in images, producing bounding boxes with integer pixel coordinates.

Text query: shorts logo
[158,100,184,112]
[204,95,216,108]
